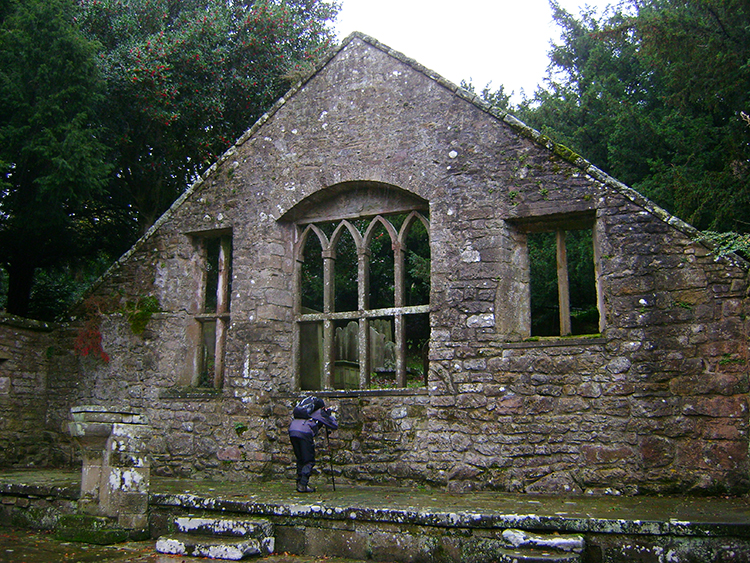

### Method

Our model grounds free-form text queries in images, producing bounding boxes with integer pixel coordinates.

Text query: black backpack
[293,396,324,419]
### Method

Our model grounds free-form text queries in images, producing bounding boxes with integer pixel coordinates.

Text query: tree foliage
[509,0,750,234]
[517,2,663,188]
[0,0,338,319]
[634,0,750,232]
[78,0,339,231]
[0,0,111,317]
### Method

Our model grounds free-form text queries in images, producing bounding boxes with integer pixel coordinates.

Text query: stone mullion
[359,248,371,388]
[323,319,334,389]
[394,314,406,387]
[393,240,404,308]
[393,240,406,387]
[556,229,571,336]
[359,249,370,310]
[213,319,226,389]
[358,318,370,389]
[216,237,230,316]
[213,237,230,388]
[592,220,605,333]
[322,248,335,389]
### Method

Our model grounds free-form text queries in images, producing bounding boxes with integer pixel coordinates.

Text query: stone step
[502,529,585,553]
[156,515,275,560]
[174,515,273,539]
[497,547,582,562]
[55,514,131,545]
[155,532,275,560]
[497,529,585,563]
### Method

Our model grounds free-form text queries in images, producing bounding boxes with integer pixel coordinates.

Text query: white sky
[334,0,615,102]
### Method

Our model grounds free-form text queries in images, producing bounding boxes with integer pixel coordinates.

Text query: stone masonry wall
[0,316,55,467]
[41,35,750,495]
[0,316,100,469]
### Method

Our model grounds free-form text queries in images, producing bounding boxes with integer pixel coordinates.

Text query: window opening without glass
[528,226,599,337]
[295,211,430,391]
[194,234,232,387]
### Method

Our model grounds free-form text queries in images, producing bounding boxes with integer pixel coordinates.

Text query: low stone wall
[0,315,82,469]
[0,478,78,530]
[0,315,55,468]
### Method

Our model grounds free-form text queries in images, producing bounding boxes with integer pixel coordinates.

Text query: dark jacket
[289,408,338,439]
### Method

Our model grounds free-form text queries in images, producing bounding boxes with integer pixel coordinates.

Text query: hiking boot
[296,483,316,493]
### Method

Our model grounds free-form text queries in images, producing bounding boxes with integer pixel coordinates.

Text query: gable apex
[204,31,709,243]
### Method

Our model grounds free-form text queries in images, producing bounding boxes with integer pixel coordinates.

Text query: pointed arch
[331,220,362,313]
[398,211,430,246]
[330,220,364,256]
[295,223,329,262]
[282,182,431,392]
[364,215,399,249]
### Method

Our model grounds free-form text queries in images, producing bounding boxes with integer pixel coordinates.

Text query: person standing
[288,397,338,493]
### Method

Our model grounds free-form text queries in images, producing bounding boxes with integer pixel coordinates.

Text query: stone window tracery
[294,211,430,391]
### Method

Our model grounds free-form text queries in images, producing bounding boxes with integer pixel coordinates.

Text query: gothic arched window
[288,183,430,391]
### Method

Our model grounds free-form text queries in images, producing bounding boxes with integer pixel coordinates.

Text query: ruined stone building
[1,33,748,495]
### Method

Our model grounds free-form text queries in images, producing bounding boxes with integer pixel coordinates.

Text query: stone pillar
[68,406,151,530]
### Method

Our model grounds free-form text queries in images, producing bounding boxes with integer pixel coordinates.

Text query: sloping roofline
[78,32,743,309]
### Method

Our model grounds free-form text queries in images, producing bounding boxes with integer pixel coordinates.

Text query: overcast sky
[334,0,615,102]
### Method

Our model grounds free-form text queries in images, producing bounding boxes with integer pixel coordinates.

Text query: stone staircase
[155,515,275,560]
[496,529,585,562]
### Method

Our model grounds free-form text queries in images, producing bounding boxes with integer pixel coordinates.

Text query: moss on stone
[54,514,130,545]
[552,142,581,163]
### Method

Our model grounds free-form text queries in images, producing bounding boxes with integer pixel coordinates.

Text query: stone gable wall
[34,36,750,494]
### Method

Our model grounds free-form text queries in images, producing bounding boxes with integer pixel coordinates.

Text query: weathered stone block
[682,396,747,418]
[582,444,635,465]
[54,514,130,545]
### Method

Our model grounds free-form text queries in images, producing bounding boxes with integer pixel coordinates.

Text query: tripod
[325,427,336,491]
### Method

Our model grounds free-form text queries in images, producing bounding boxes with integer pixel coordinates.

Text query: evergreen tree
[78,0,340,232]
[0,0,110,317]
[512,0,750,233]
[515,2,666,190]
[0,0,338,319]
[635,0,750,231]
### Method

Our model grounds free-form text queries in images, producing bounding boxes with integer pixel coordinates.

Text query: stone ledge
[278,388,429,400]
[160,387,223,400]
[504,337,607,350]
[149,491,750,539]
[0,481,79,500]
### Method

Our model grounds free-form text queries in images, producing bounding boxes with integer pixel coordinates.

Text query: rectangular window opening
[193,233,232,388]
[528,227,599,338]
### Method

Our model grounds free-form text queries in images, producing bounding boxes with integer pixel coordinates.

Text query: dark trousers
[290,434,315,486]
